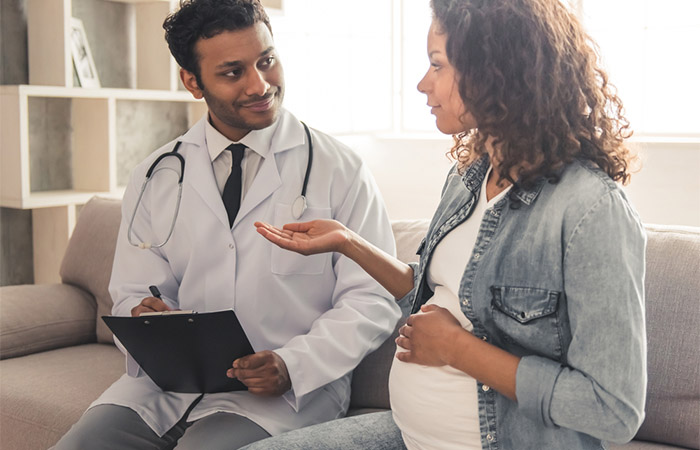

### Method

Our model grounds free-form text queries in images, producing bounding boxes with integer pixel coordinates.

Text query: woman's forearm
[342,231,415,300]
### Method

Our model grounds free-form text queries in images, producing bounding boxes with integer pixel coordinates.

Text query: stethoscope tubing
[128,122,313,249]
[300,121,313,199]
[127,142,185,249]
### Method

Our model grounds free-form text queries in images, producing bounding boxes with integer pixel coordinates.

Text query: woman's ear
[180,68,204,99]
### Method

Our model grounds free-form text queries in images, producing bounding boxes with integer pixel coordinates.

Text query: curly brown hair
[431,0,638,188]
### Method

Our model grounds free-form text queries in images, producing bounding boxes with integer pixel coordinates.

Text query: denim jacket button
[481,335,487,341]
[482,384,491,392]
[461,298,469,306]
[487,434,494,441]
[473,253,480,260]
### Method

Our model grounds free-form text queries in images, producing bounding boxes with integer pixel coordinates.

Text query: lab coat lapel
[181,118,230,229]
[232,110,306,228]
[233,154,282,227]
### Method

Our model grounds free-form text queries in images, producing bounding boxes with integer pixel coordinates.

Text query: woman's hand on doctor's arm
[254,219,351,256]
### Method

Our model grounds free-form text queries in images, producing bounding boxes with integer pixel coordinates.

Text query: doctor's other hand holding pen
[130,285,174,317]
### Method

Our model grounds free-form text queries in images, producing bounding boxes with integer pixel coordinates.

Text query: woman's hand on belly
[395,304,465,367]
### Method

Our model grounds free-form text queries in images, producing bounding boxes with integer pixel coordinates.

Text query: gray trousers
[52,404,270,450]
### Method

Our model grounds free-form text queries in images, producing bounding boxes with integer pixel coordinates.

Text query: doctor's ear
[181,69,204,99]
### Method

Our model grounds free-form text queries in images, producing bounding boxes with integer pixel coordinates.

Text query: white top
[389,168,510,450]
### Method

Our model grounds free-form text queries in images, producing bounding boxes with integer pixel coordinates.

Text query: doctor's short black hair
[163,0,272,88]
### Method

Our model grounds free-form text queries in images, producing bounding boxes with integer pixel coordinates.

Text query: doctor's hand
[254,220,351,256]
[131,297,173,317]
[227,350,291,396]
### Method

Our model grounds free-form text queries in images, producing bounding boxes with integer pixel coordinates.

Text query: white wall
[623,142,700,227]
[339,135,700,227]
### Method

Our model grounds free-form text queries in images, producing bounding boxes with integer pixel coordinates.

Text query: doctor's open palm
[254,220,350,256]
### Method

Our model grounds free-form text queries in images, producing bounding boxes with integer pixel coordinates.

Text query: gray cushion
[349,220,429,410]
[350,320,403,410]
[60,197,122,344]
[609,441,694,450]
[391,219,430,264]
[0,283,95,359]
[0,343,124,450]
[634,225,700,449]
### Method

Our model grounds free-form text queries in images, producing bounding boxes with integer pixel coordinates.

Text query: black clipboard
[102,310,254,393]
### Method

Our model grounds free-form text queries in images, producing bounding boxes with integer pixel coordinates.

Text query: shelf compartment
[27,0,178,90]
[0,85,204,209]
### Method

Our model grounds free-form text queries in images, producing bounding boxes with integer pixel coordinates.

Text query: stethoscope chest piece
[291,195,307,220]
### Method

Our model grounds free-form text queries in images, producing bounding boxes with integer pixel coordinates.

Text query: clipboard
[102,310,254,393]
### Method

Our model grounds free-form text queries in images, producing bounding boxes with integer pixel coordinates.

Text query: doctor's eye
[259,56,275,69]
[223,68,243,79]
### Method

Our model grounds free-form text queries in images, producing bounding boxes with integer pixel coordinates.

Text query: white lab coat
[92,109,401,437]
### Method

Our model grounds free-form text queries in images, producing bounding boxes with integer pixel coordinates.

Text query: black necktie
[222,144,246,227]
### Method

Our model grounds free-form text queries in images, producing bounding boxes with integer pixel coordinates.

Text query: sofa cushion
[0,343,124,450]
[609,441,692,450]
[634,225,700,449]
[0,283,96,359]
[349,220,429,411]
[391,219,430,265]
[60,197,122,344]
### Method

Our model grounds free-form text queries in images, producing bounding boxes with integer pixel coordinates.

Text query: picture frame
[69,17,100,88]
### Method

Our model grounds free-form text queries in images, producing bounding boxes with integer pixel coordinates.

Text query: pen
[149,285,162,299]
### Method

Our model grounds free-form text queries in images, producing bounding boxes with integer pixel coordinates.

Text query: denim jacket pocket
[490,286,564,359]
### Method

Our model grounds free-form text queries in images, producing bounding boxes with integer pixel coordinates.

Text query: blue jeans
[240,411,407,450]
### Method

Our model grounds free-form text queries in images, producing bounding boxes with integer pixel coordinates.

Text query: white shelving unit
[0,0,211,284]
[1,85,206,210]
[27,0,180,90]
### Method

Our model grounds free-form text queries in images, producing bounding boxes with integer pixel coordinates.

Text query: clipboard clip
[140,310,195,317]
[141,310,197,325]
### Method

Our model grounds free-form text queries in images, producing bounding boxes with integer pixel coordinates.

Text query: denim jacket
[398,155,647,449]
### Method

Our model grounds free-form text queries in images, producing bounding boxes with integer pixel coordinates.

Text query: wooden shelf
[1,85,205,210]
[3,0,279,283]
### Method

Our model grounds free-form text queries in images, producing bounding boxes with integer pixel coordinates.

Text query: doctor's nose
[246,69,270,97]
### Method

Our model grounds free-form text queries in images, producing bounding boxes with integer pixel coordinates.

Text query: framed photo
[69,18,100,88]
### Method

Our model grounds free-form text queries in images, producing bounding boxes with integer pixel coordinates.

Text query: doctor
[53,0,400,449]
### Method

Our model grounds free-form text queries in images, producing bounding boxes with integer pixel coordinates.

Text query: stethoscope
[127,121,313,249]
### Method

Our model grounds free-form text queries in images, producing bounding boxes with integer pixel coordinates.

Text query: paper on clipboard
[102,310,254,393]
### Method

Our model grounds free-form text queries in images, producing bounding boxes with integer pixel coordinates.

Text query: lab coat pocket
[271,203,332,275]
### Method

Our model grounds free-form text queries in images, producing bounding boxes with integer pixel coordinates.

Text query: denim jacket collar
[461,153,547,207]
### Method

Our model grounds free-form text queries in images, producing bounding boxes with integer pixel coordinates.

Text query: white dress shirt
[205,117,269,199]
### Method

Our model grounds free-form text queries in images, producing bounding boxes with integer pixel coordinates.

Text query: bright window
[580,0,700,137]
[269,0,393,134]
[272,1,699,139]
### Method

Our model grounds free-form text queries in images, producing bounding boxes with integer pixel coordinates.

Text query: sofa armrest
[0,283,97,359]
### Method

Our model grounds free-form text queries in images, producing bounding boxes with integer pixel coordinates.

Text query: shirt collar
[204,115,279,162]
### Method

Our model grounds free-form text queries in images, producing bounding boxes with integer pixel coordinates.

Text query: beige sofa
[1,197,698,450]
